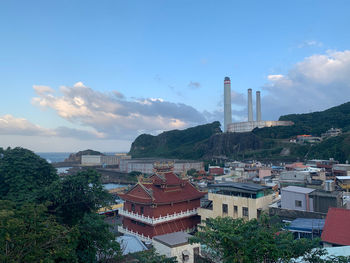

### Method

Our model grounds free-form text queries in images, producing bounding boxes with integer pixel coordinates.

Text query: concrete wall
[198,192,274,221]
[81,155,101,166]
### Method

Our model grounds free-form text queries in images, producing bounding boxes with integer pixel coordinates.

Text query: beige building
[198,183,275,221]
[153,232,200,263]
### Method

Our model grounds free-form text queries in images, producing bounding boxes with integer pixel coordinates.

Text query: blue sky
[1,1,350,152]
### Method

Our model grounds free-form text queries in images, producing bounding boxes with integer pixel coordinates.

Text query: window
[295,200,302,207]
[131,203,135,212]
[140,206,144,215]
[243,207,249,217]
[234,205,238,214]
[222,204,228,214]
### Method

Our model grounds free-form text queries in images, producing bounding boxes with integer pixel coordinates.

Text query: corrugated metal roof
[116,235,148,255]
[287,218,325,232]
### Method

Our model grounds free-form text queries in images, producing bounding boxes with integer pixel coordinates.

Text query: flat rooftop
[208,183,270,192]
[153,231,192,247]
[282,186,315,194]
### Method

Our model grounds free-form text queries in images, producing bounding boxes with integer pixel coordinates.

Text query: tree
[45,169,120,262]
[191,215,319,263]
[0,200,78,262]
[76,213,121,263]
[0,147,58,203]
[46,169,113,226]
[132,248,178,263]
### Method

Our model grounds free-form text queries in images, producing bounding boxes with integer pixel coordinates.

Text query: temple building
[118,162,206,242]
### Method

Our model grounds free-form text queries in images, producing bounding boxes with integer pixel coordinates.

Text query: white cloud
[0,114,106,140]
[262,50,350,120]
[32,83,207,139]
[267,74,284,81]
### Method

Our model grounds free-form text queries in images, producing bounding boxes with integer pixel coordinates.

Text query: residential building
[119,158,204,174]
[153,232,200,263]
[118,162,206,241]
[279,171,312,187]
[321,208,350,247]
[281,186,315,212]
[336,176,350,192]
[198,183,275,221]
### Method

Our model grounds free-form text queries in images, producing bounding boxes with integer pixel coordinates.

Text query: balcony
[117,226,152,242]
[119,208,198,225]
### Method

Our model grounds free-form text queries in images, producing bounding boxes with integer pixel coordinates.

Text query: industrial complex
[223,77,293,133]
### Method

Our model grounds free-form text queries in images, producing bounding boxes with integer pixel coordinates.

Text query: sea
[36,152,126,189]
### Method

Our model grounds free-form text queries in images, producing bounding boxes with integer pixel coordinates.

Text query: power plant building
[223,76,293,133]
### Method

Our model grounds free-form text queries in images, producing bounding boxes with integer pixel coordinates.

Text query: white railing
[117,226,152,242]
[119,208,198,225]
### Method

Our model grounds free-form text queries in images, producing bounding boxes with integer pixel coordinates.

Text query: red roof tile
[321,207,350,246]
[120,172,206,204]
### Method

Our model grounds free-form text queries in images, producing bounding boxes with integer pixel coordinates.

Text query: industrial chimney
[256,91,261,122]
[224,77,232,132]
[248,88,253,122]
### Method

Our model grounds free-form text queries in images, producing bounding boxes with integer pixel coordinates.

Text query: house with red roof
[321,207,350,247]
[118,162,206,242]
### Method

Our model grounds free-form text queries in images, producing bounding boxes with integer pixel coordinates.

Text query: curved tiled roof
[120,172,206,204]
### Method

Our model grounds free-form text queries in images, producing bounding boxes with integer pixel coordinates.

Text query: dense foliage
[254,101,350,139]
[0,147,121,262]
[0,147,58,203]
[129,121,222,159]
[192,215,319,263]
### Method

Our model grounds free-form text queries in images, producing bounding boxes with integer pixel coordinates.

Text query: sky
[1,0,350,152]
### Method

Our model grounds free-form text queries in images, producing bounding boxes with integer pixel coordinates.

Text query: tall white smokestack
[224,77,232,132]
[248,88,253,122]
[256,91,261,121]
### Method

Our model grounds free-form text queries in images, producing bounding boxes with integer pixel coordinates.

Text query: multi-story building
[118,162,206,242]
[198,183,275,221]
[119,158,204,174]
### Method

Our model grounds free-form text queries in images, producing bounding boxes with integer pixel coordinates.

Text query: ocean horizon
[36,152,124,163]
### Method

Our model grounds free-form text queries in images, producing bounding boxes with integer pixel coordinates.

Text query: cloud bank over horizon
[2,50,350,151]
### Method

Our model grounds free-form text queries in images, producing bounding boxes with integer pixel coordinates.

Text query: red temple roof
[119,172,206,205]
[321,207,350,246]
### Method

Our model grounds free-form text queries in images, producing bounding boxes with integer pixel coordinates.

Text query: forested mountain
[129,102,350,162]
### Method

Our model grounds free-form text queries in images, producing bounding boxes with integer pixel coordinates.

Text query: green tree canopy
[0,147,58,203]
[192,215,319,263]
[0,200,78,263]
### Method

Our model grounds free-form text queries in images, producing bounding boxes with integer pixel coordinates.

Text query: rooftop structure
[322,208,350,247]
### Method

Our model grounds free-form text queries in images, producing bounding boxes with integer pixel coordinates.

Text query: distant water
[103,183,127,190]
[36,152,122,163]
[36,152,72,163]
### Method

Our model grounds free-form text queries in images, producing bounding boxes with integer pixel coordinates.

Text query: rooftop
[287,218,325,232]
[153,231,192,247]
[208,182,270,192]
[321,207,350,246]
[282,186,315,194]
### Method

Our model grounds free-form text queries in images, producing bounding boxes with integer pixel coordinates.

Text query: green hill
[129,102,350,163]
[253,101,350,139]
